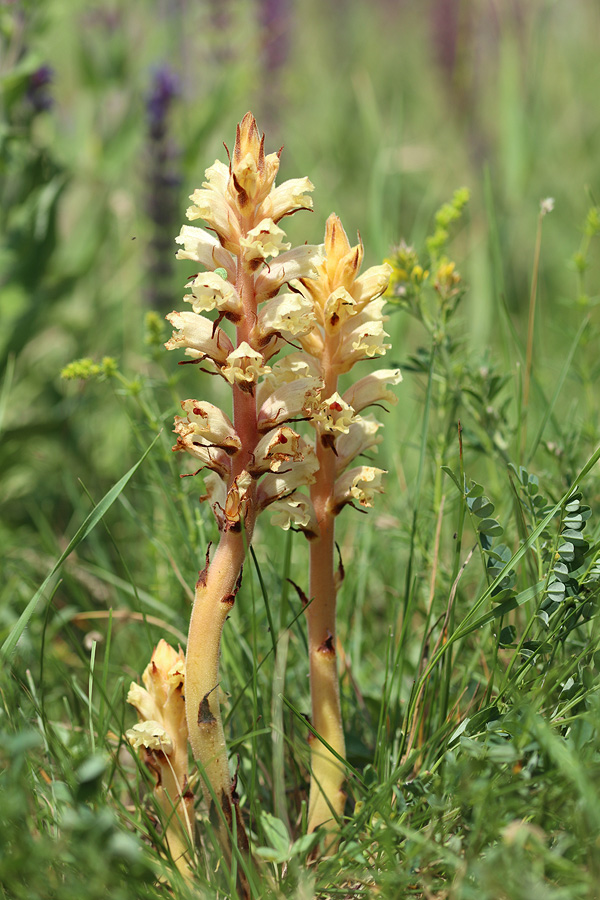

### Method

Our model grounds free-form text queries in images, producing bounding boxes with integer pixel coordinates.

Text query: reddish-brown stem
[184,247,259,861]
[306,366,347,835]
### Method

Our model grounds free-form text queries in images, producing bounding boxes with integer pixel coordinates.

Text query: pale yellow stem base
[184,530,248,853]
[307,511,347,840]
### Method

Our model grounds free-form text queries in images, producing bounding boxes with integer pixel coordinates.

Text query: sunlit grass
[3,1,600,898]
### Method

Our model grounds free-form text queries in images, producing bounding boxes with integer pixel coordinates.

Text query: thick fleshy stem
[184,528,249,854]
[184,226,259,857]
[307,373,347,836]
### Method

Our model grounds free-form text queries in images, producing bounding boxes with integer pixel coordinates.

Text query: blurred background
[2,0,600,658]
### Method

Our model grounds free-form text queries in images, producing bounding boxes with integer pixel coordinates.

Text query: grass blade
[1,433,160,661]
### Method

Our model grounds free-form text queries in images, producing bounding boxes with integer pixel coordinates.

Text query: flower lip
[249,425,307,476]
[126,720,174,754]
[240,218,291,268]
[257,375,323,432]
[184,271,242,321]
[269,491,319,538]
[221,342,271,391]
[331,465,387,514]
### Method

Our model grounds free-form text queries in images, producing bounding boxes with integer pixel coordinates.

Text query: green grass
[2,1,600,898]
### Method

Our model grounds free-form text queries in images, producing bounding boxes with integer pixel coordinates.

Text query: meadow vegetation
[2,2,600,898]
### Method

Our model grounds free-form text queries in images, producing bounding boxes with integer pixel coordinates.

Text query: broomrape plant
[127,112,399,872]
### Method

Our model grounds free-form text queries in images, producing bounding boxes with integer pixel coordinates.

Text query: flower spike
[166,114,324,865]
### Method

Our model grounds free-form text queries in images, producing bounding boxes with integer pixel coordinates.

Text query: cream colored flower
[250,426,307,475]
[313,393,358,435]
[223,470,254,530]
[240,218,291,266]
[351,263,393,308]
[257,375,322,431]
[184,271,242,321]
[255,292,314,343]
[258,176,315,223]
[173,417,234,478]
[178,400,241,453]
[126,720,174,755]
[322,286,358,333]
[257,447,320,507]
[255,245,325,302]
[342,369,402,413]
[126,639,187,764]
[204,160,230,192]
[331,300,390,372]
[175,225,235,281]
[269,492,318,538]
[202,469,254,531]
[255,351,320,408]
[165,310,233,364]
[221,342,271,391]
[334,414,383,472]
[331,465,387,513]
[187,184,241,253]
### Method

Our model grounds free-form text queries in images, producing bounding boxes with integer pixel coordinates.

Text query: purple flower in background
[146,65,180,141]
[257,0,292,135]
[145,64,181,308]
[26,64,54,112]
[259,0,291,73]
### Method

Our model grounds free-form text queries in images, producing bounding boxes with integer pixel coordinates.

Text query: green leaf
[561,529,588,548]
[463,582,544,632]
[478,518,504,536]
[466,482,484,499]
[557,542,575,561]
[0,433,160,661]
[441,465,461,491]
[289,832,321,859]
[254,846,288,863]
[471,496,495,518]
[547,581,566,602]
[553,562,570,583]
[499,625,517,647]
[259,812,290,858]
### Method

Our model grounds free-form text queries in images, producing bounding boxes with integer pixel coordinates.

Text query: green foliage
[2,1,600,898]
